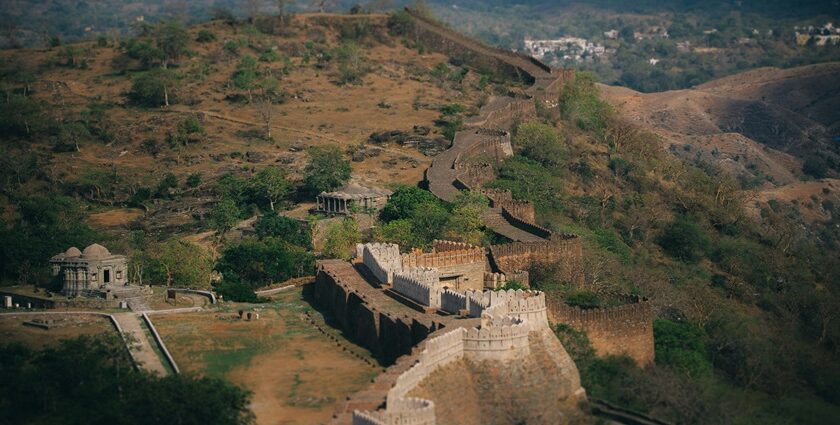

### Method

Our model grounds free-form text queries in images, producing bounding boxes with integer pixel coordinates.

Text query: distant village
[524,21,838,67]
[795,22,840,46]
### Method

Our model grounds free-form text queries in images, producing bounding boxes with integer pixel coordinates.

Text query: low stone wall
[500,207,553,239]
[490,239,584,286]
[549,297,655,367]
[141,312,180,374]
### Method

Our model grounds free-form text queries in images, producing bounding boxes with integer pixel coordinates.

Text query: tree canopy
[303,146,351,195]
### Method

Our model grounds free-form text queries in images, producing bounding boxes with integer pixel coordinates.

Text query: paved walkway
[112,313,169,376]
[481,208,546,242]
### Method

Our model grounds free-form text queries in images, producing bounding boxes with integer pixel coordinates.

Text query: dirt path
[113,313,169,376]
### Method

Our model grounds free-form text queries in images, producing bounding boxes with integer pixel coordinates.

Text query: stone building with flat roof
[314,183,392,215]
[50,244,128,297]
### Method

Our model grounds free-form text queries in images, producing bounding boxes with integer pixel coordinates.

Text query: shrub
[196,29,216,42]
[803,156,828,179]
[559,71,612,133]
[254,213,311,248]
[514,121,566,168]
[565,290,601,309]
[213,280,266,303]
[657,215,709,263]
[654,319,712,377]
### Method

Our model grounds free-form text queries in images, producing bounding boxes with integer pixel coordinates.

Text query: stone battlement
[393,268,442,309]
[431,240,479,253]
[359,243,403,284]
[353,287,551,425]
[549,296,655,366]
[490,240,584,286]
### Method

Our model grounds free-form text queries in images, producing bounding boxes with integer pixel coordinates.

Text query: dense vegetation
[0,334,254,425]
[513,71,840,424]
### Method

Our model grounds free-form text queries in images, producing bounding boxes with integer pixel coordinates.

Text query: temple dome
[65,247,82,257]
[81,243,110,259]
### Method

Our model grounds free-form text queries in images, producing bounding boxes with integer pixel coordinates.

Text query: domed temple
[50,244,128,296]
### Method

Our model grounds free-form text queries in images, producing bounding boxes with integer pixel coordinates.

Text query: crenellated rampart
[393,267,442,309]
[548,296,655,366]
[401,246,485,291]
[490,239,584,286]
[360,243,403,284]
[352,287,555,425]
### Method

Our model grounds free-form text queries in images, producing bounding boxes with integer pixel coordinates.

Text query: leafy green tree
[232,55,258,102]
[380,185,441,221]
[559,71,613,133]
[657,215,710,263]
[139,240,213,288]
[154,21,190,69]
[409,201,451,247]
[0,335,254,425]
[654,319,712,378]
[323,218,361,260]
[514,121,566,168]
[131,68,179,106]
[303,146,351,195]
[444,191,487,245]
[375,219,419,248]
[0,94,42,137]
[216,237,314,286]
[0,196,100,284]
[249,166,290,211]
[254,213,311,248]
[212,198,241,236]
[334,42,367,85]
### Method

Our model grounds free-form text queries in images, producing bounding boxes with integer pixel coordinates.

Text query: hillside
[0,14,490,235]
[601,62,840,222]
[2,10,840,425]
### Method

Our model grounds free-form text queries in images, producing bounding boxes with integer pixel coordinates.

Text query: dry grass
[153,287,380,425]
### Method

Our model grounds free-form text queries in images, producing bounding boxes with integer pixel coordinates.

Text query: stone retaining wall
[549,297,655,366]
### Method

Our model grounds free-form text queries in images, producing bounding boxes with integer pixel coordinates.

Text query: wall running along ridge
[548,296,656,367]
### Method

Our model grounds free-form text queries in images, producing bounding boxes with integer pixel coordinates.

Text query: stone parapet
[549,296,655,367]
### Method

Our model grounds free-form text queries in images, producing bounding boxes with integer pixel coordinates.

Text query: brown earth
[1,14,487,236]
[153,288,380,425]
[602,62,840,223]
[0,313,115,348]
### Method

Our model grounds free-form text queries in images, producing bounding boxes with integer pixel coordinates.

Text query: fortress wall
[470,97,537,130]
[499,201,536,224]
[500,207,553,239]
[483,272,507,289]
[352,288,559,424]
[361,243,403,284]
[548,298,655,366]
[393,271,442,309]
[432,240,477,253]
[404,14,535,84]
[440,289,467,313]
[463,322,530,361]
[490,239,584,286]
[401,248,486,292]
[313,261,444,364]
